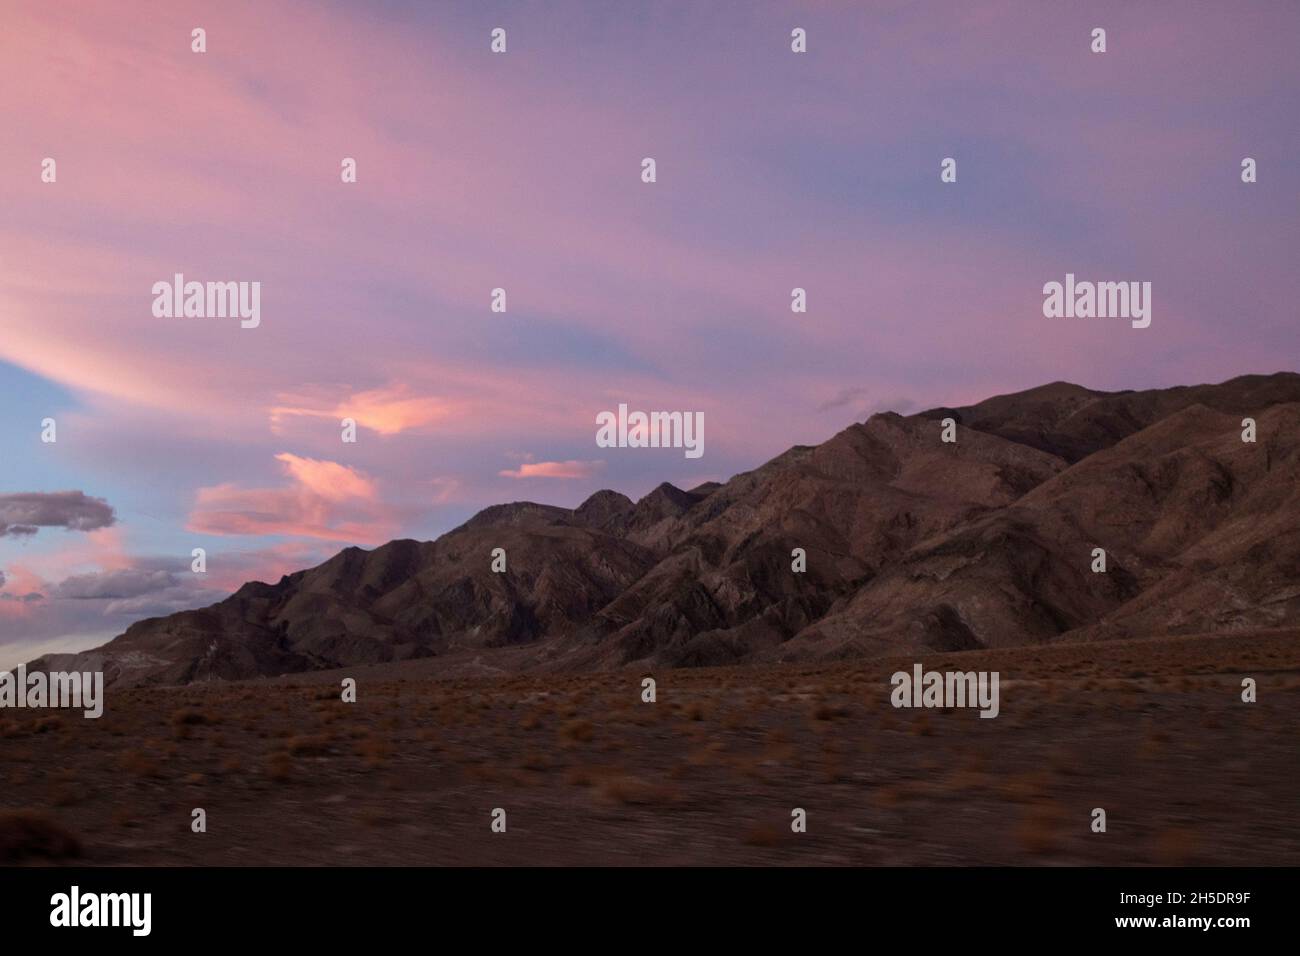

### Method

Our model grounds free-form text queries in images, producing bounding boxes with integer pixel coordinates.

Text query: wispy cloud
[498,460,605,479]
[271,385,454,436]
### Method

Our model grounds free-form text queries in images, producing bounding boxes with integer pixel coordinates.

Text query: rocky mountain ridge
[30,372,1300,686]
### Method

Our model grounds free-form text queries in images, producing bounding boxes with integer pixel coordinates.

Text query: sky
[1,0,1298,668]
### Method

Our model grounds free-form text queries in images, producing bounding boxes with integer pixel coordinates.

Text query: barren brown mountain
[30,372,1300,688]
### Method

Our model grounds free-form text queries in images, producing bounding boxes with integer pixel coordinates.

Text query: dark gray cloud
[0,592,44,603]
[47,563,223,619]
[0,491,116,537]
[54,569,178,600]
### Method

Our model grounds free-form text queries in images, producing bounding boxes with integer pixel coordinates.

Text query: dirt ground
[2,628,1297,866]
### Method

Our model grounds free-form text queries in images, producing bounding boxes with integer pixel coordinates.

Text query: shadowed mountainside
[29,372,1300,687]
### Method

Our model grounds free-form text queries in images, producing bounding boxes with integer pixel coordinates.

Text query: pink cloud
[1,528,133,584]
[188,454,395,543]
[0,564,47,622]
[0,565,45,595]
[273,453,376,502]
[271,385,455,436]
[498,460,605,479]
[428,477,462,504]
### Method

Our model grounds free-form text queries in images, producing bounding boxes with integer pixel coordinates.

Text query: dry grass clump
[594,772,677,806]
[119,748,164,779]
[559,718,594,744]
[356,735,393,769]
[0,810,82,863]
[1151,825,1197,864]
[265,751,293,782]
[1016,800,1065,855]
[742,822,786,847]
[286,734,331,756]
[810,701,851,721]
[678,700,707,722]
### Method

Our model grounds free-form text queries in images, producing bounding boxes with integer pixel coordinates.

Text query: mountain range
[31,372,1300,687]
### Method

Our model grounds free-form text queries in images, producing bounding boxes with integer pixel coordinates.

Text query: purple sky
[2,0,1298,666]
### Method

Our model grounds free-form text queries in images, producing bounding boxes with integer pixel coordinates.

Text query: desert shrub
[0,810,82,863]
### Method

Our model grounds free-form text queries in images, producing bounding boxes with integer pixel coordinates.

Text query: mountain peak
[573,489,635,534]
[454,501,572,533]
